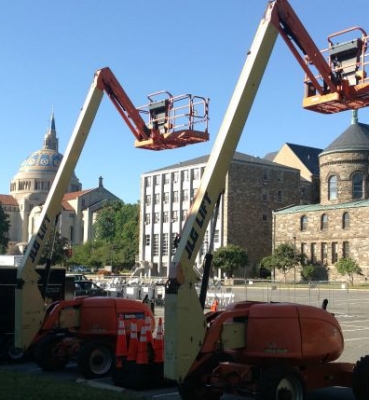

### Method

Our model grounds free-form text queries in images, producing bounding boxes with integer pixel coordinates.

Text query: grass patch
[0,369,144,400]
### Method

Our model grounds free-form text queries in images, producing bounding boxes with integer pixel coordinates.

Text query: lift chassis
[15,67,209,352]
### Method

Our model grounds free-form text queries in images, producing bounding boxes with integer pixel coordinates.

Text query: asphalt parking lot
[2,286,369,400]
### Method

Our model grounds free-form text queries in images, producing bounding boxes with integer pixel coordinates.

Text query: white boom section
[164,3,279,382]
[15,72,104,350]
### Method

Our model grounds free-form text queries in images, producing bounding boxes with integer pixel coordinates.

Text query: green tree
[0,202,10,253]
[212,244,248,278]
[300,264,317,282]
[74,200,140,271]
[300,263,329,282]
[38,231,70,266]
[261,243,302,283]
[335,257,362,286]
[69,240,106,270]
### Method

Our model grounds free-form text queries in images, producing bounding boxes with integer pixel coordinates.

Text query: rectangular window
[154,212,160,223]
[171,233,178,254]
[172,171,179,183]
[163,211,169,223]
[343,241,350,258]
[162,233,169,256]
[154,193,160,204]
[321,242,328,264]
[192,168,200,180]
[182,170,189,182]
[153,234,159,256]
[154,175,161,186]
[332,242,338,264]
[164,173,170,185]
[173,191,179,203]
[181,209,188,221]
[144,213,151,224]
[163,192,169,203]
[214,230,219,243]
[311,242,317,263]
[182,189,189,201]
[145,235,150,246]
[145,195,151,206]
[301,243,307,258]
[171,210,178,222]
[263,170,269,181]
[277,190,282,202]
[145,177,152,187]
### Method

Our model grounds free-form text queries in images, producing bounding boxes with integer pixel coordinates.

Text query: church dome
[19,148,62,173]
[18,112,63,172]
[10,112,82,197]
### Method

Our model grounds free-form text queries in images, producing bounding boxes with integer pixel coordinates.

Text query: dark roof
[145,151,298,174]
[285,143,322,176]
[322,122,369,154]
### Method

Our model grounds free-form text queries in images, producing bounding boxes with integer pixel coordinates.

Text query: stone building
[139,152,301,277]
[1,113,120,255]
[274,112,369,282]
[265,143,322,204]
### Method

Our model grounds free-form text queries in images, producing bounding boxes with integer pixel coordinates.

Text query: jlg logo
[185,192,212,260]
[29,215,51,263]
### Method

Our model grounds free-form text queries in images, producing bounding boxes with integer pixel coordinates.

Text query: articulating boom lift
[164,0,369,399]
[15,67,209,352]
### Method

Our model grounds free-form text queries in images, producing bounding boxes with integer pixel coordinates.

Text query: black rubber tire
[77,340,114,379]
[3,336,27,363]
[33,335,68,372]
[255,365,306,400]
[352,355,369,400]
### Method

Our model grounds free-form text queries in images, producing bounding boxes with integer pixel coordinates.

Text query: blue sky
[1,0,369,204]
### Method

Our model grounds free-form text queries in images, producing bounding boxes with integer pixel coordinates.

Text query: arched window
[342,212,350,229]
[321,214,328,230]
[352,172,364,199]
[328,175,337,200]
[300,215,308,231]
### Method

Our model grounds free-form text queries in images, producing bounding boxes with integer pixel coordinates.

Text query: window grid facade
[140,162,223,276]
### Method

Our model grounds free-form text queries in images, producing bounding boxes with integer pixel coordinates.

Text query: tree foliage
[300,263,329,282]
[70,201,139,271]
[261,243,302,282]
[212,244,248,277]
[0,202,10,253]
[38,231,70,266]
[335,257,362,286]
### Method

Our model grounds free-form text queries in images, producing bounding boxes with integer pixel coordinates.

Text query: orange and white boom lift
[15,67,209,351]
[164,0,369,386]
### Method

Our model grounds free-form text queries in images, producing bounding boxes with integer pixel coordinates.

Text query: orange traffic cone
[115,315,128,367]
[153,317,164,363]
[136,325,149,365]
[126,322,139,361]
[145,315,153,344]
[211,299,219,312]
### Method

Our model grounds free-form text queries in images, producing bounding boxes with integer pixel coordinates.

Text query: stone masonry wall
[224,161,300,268]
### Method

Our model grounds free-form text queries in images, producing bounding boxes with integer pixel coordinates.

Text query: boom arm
[15,68,209,350]
[164,0,369,382]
